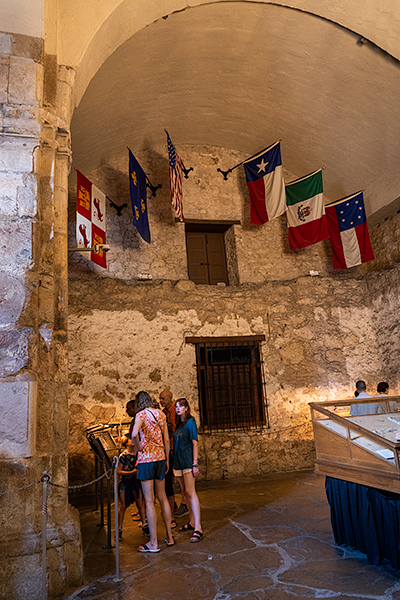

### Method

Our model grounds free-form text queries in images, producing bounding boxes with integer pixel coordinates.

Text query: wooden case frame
[309,396,400,493]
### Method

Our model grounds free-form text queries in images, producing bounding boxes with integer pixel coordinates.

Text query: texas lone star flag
[325,191,374,269]
[76,171,107,268]
[285,169,329,249]
[243,141,286,224]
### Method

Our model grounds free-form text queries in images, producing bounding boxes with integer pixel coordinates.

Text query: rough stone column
[0,31,82,600]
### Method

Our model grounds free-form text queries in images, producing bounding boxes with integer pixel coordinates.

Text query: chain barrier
[1,464,118,598]
[48,467,114,490]
[0,480,42,497]
[0,467,114,498]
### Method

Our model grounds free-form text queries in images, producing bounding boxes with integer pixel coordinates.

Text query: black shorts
[118,476,141,507]
[164,452,174,497]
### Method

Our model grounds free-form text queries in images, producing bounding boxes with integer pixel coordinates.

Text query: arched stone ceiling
[59,0,400,105]
[71,2,400,220]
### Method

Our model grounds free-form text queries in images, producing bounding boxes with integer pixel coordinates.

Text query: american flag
[166,132,184,221]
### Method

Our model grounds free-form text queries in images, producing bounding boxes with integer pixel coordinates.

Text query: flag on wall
[129,150,151,243]
[285,169,329,249]
[326,191,374,269]
[243,141,286,224]
[76,171,107,268]
[166,131,184,221]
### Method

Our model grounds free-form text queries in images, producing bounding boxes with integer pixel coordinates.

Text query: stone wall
[0,27,82,600]
[67,274,382,486]
[67,145,395,489]
[67,146,334,283]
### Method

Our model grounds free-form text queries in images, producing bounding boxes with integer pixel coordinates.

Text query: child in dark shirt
[117,437,145,539]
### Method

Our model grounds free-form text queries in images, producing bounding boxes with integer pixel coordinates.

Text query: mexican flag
[286,169,329,249]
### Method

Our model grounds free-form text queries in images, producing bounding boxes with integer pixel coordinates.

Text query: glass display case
[309,396,400,493]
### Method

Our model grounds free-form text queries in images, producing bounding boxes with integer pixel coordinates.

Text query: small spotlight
[357,36,367,46]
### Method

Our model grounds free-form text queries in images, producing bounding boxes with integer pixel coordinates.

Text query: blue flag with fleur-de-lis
[129,149,151,243]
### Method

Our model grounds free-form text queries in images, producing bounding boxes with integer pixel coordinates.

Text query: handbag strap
[145,409,165,452]
[145,408,162,430]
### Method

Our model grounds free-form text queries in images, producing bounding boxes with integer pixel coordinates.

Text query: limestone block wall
[67,273,383,486]
[0,28,82,600]
[66,144,395,488]
[68,145,333,283]
[361,213,400,391]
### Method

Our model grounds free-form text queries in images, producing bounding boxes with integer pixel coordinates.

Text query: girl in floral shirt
[132,391,174,552]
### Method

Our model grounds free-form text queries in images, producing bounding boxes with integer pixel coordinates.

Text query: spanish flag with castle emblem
[129,150,151,243]
[285,169,329,249]
[76,171,107,268]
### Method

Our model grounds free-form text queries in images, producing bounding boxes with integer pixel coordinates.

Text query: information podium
[309,396,400,571]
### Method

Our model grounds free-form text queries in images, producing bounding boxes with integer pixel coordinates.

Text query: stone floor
[64,470,400,600]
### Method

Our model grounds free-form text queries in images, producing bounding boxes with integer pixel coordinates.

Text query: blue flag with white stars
[326,191,374,269]
[334,191,367,231]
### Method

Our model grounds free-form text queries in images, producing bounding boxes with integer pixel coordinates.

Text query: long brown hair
[136,391,154,411]
[176,397,193,427]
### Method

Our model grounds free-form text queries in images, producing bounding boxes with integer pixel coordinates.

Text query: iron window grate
[190,338,268,433]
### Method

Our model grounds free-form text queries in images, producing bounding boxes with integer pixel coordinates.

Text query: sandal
[190,530,203,543]
[179,522,194,532]
[137,544,160,553]
[164,536,175,547]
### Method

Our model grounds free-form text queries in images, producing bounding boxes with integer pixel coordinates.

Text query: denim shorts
[137,459,166,481]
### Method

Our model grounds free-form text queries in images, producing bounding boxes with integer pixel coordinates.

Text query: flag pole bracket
[182,164,193,179]
[217,168,233,181]
[217,141,282,181]
[106,196,127,217]
[68,245,110,254]
[146,180,162,197]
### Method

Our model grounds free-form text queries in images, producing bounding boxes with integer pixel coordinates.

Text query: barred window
[186,336,267,432]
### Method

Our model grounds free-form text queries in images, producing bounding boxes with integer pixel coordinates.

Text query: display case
[309,396,400,493]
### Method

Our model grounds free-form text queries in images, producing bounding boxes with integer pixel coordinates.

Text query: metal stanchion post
[94,454,99,511]
[41,471,50,600]
[113,456,121,582]
[106,473,112,548]
[98,466,105,527]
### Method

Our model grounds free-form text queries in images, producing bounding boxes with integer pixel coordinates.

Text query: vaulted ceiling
[70,1,400,222]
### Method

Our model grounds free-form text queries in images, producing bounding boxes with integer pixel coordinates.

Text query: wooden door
[186,231,228,285]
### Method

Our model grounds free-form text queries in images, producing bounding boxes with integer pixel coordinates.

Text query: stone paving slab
[64,471,400,600]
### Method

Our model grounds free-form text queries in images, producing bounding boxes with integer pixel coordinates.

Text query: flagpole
[216,140,282,181]
[126,146,162,196]
[286,167,325,187]
[74,167,127,216]
[164,130,193,179]
[325,190,365,207]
